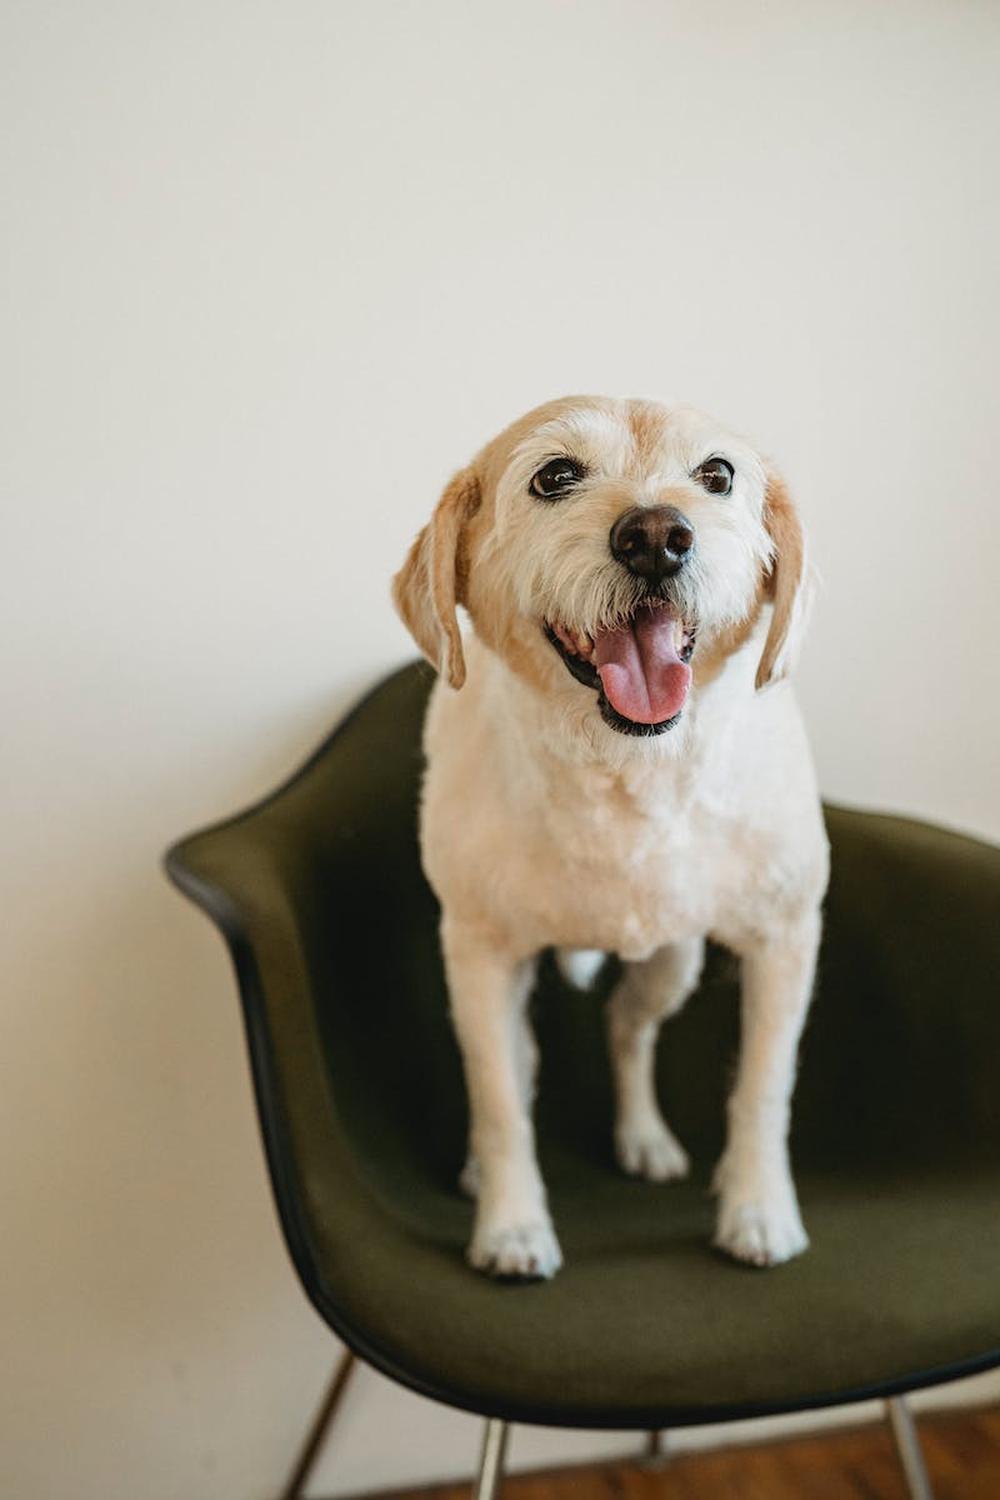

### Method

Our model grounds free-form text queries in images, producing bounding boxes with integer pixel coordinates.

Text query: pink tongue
[593,610,691,725]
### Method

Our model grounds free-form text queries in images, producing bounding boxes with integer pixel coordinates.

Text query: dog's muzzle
[542,505,698,736]
[542,505,701,736]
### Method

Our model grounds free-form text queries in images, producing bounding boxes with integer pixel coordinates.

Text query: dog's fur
[393,395,828,1277]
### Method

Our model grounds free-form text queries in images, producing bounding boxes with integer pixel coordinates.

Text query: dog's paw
[467,1218,563,1280]
[615,1119,690,1182]
[458,1156,480,1199]
[713,1193,809,1267]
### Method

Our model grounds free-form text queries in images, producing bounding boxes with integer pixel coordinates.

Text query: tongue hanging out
[592,606,691,725]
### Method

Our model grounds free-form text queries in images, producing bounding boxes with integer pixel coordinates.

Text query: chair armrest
[166,819,381,1249]
[818,806,1000,1157]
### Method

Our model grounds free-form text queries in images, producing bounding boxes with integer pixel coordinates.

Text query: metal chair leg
[279,1348,357,1500]
[473,1418,510,1500]
[886,1396,934,1500]
[640,1428,670,1469]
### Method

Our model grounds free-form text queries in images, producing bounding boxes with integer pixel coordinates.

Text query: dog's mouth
[544,601,696,737]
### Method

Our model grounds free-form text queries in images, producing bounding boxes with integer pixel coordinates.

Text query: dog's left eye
[530,458,586,500]
[693,456,734,496]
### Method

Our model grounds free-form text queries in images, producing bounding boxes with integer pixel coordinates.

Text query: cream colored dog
[393,395,828,1279]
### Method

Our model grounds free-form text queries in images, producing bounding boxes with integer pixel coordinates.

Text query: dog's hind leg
[443,919,559,1278]
[607,937,704,1182]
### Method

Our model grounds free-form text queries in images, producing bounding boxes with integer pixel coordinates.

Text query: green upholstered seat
[165,662,1000,1429]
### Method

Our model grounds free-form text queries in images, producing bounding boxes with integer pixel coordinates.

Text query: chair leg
[279,1348,357,1500]
[886,1396,934,1500]
[473,1418,510,1500]
[640,1429,670,1469]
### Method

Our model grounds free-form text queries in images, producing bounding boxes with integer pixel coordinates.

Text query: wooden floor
[374,1407,1000,1500]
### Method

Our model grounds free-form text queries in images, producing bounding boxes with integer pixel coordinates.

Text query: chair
[164,662,1000,1500]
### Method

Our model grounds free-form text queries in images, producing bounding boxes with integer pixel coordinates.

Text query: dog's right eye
[530,458,586,500]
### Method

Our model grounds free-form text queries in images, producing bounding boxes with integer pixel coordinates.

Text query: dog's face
[394,397,807,743]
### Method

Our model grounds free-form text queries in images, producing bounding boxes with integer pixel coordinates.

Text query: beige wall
[3,3,998,1497]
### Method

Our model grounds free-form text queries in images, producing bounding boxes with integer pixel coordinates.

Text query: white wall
[3,3,998,1498]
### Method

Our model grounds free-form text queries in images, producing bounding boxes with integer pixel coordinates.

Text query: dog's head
[393,396,809,741]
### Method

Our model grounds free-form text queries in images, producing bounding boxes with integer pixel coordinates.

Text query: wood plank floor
[370,1407,1000,1500]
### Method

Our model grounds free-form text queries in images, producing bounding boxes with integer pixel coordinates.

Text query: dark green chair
[165,663,1000,1500]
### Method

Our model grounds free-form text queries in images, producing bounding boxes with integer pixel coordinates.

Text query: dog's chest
[517,765,733,959]
[422,669,821,960]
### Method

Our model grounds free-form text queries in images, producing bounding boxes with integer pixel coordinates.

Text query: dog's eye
[693,456,734,496]
[530,457,586,500]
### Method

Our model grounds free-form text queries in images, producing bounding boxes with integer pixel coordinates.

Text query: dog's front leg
[442,917,560,1280]
[713,911,820,1267]
[608,938,704,1181]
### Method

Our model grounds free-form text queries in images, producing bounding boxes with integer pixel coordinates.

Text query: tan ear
[755,471,811,691]
[391,466,481,689]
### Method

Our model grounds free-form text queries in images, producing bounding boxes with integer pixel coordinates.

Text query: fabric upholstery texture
[165,662,1000,1428]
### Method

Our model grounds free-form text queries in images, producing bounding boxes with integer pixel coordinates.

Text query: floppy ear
[755,470,812,691]
[392,466,481,689]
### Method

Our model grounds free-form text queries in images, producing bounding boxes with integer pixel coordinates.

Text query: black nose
[609,505,695,583]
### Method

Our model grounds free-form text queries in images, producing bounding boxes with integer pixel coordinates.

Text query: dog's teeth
[552,622,595,659]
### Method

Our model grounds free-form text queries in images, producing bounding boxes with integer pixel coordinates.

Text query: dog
[392,395,828,1278]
